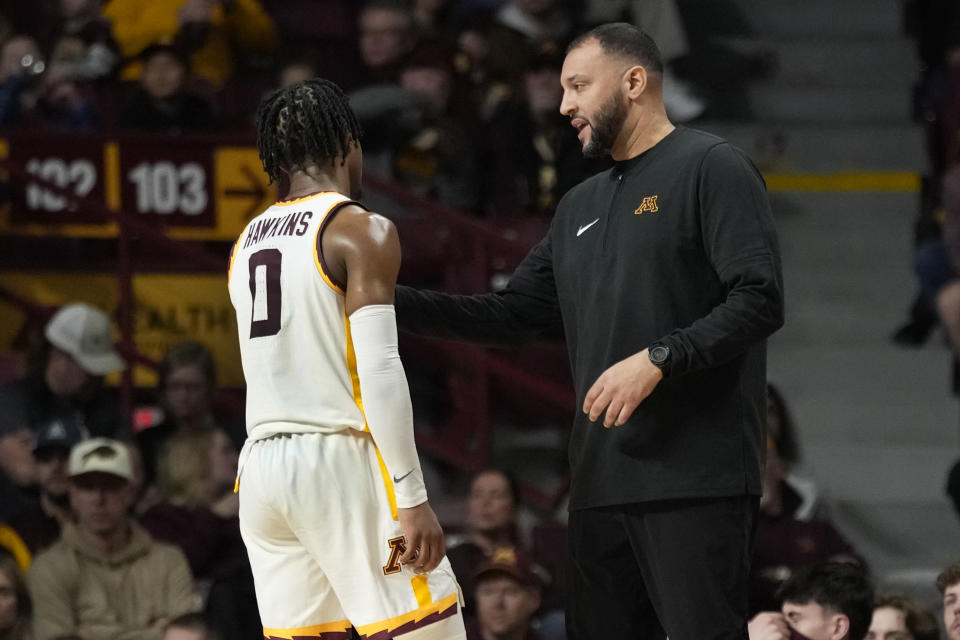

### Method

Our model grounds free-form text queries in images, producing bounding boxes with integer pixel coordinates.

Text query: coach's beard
[583,91,629,159]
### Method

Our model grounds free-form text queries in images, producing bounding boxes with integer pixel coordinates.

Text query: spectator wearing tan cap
[28,438,198,640]
[0,303,127,448]
[468,546,545,640]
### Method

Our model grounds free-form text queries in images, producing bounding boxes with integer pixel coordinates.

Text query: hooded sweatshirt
[28,522,199,640]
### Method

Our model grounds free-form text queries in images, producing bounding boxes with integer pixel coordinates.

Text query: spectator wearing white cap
[28,438,199,640]
[0,302,128,446]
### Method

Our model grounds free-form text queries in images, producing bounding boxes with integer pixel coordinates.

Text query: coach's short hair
[567,23,663,74]
[778,562,873,640]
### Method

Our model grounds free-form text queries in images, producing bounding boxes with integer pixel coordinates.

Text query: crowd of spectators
[0,0,729,218]
[1,2,959,640]
[895,1,960,356]
[1,303,959,640]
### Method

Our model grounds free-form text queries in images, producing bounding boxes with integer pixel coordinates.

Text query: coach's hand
[583,349,663,427]
[747,612,791,640]
[398,502,445,574]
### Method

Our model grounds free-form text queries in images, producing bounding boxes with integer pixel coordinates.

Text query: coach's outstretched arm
[325,205,444,575]
[395,230,563,346]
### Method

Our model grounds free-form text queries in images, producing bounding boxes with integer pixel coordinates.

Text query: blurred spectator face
[516,0,555,17]
[359,7,415,69]
[945,582,960,640]
[525,67,562,117]
[0,36,42,84]
[35,447,71,499]
[60,0,97,19]
[279,62,315,89]
[866,606,910,640]
[782,600,848,640]
[475,574,540,637]
[414,0,447,12]
[51,37,86,67]
[467,470,515,534]
[209,429,238,493]
[46,347,92,397]
[458,30,489,65]
[142,51,186,101]
[400,66,451,118]
[70,472,132,536]
[0,566,17,632]
[163,363,212,426]
[0,428,37,487]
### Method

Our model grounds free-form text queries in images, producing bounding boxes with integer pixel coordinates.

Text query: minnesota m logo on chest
[634,196,659,215]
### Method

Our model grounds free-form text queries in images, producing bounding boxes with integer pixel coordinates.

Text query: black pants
[567,495,758,640]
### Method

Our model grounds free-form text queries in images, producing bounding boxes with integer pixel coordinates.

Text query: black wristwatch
[648,343,670,375]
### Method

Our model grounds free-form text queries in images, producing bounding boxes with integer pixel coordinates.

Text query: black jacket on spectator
[0,378,127,442]
[118,89,217,133]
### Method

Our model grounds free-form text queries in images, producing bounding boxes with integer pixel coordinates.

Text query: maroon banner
[8,134,106,225]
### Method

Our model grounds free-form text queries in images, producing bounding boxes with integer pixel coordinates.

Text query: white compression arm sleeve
[349,304,428,509]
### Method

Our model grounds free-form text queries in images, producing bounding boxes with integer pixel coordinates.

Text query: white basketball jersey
[228,191,368,441]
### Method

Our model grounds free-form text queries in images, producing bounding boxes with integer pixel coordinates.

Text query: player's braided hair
[256,78,362,183]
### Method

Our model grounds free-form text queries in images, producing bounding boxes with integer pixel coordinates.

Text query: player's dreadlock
[256,78,363,183]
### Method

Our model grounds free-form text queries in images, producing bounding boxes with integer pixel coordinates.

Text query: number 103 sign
[0,133,274,240]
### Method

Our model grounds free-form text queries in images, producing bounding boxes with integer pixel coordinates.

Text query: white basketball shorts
[237,430,465,639]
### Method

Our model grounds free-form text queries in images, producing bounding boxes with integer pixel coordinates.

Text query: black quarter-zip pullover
[396,126,784,509]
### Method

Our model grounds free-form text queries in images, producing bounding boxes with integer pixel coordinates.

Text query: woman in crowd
[140,427,258,640]
[136,341,241,490]
[447,468,523,614]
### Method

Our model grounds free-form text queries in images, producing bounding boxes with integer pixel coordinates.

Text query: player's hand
[747,612,790,640]
[583,349,662,427]
[397,502,445,574]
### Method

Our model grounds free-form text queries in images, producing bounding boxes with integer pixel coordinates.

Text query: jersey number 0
[249,249,282,338]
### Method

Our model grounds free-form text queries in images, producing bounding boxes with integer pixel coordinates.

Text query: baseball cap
[474,547,545,589]
[34,414,87,454]
[68,438,133,481]
[44,303,125,376]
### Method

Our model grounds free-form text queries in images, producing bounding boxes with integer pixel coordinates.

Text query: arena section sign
[0,133,275,241]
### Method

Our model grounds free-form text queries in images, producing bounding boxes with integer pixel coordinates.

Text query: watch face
[650,345,669,365]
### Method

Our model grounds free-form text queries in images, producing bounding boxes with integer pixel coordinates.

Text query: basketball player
[228,79,465,640]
